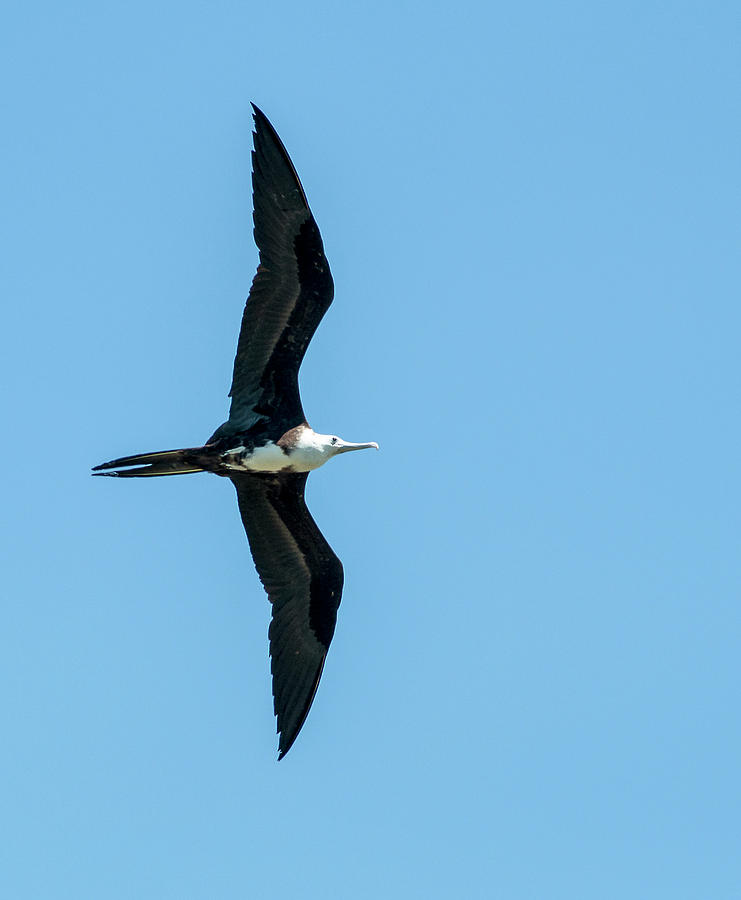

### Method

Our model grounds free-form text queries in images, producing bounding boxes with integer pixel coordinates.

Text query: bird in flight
[94,104,378,759]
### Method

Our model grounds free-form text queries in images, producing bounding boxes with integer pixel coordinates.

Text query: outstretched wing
[232,472,343,759]
[221,104,334,436]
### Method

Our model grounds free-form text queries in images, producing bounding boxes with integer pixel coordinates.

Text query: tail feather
[92,447,206,478]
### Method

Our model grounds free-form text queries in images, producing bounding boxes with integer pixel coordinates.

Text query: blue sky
[2,1,740,897]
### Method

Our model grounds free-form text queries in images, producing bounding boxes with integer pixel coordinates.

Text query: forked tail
[92,447,207,478]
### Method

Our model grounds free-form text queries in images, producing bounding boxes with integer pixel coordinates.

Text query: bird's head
[320,433,379,457]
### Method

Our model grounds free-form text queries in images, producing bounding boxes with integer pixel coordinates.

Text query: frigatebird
[94,104,378,759]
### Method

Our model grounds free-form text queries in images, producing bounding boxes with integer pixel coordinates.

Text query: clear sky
[2,2,740,898]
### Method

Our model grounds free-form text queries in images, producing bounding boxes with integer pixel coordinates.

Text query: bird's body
[223,431,324,474]
[220,426,377,475]
[94,105,377,759]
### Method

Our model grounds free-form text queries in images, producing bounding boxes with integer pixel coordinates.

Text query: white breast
[221,436,330,474]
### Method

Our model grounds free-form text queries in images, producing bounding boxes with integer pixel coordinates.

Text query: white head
[291,427,378,472]
[320,433,380,457]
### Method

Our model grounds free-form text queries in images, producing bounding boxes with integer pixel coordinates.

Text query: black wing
[220,105,334,437]
[232,472,343,759]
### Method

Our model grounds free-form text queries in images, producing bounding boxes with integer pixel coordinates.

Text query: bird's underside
[93,104,377,759]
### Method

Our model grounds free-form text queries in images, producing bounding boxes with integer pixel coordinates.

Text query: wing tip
[274,653,328,761]
[248,102,310,209]
[250,101,274,137]
[250,101,264,123]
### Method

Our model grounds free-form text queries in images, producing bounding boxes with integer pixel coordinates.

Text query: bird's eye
[331,437,337,444]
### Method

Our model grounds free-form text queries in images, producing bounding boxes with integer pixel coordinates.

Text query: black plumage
[234,473,343,759]
[214,105,334,439]
[93,104,376,758]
